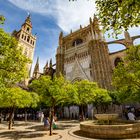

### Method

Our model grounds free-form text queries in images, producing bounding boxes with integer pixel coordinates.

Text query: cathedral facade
[56,16,135,89]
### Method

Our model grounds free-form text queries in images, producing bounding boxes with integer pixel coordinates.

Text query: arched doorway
[114,57,123,67]
[71,77,82,83]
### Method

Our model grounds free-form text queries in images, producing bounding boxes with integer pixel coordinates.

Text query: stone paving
[0,120,140,140]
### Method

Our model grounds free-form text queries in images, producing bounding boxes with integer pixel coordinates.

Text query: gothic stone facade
[56,16,135,89]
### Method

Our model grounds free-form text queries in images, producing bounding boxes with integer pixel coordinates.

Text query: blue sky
[0,0,140,75]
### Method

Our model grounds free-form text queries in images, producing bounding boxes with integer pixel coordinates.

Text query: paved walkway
[0,120,90,140]
[0,120,140,140]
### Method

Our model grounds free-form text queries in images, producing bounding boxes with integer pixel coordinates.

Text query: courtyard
[0,120,140,140]
[0,120,84,140]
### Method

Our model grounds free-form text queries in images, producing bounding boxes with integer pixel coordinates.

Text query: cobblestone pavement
[0,120,140,140]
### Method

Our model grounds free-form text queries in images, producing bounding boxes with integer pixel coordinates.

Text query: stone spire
[124,31,131,41]
[93,14,100,31]
[33,57,39,78]
[22,14,32,28]
[59,31,63,46]
[49,58,52,68]
[89,17,92,25]
[89,17,95,40]
[56,32,64,76]
[43,61,48,73]
[124,31,133,47]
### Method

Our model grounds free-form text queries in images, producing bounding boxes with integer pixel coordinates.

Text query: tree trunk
[96,106,99,114]
[8,107,15,130]
[81,105,84,121]
[25,108,27,122]
[49,106,54,136]
[0,109,2,123]
[68,106,70,119]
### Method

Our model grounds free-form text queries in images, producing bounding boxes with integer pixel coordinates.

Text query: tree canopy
[29,75,76,135]
[0,87,39,129]
[74,80,97,106]
[112,45,140,103]
[29,75,75,107]
[96,0,140,36]
[0,17,37,129]
[93,89,112,112]
[0,87,39,109]
[0,15,5,24]
[0,28,30,87]
[73,80,111,117]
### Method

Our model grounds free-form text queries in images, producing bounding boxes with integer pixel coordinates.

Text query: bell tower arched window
[27,27,30,32]
[27,36,30,43]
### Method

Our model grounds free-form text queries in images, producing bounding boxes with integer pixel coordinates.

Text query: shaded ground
[0,120,81,140]
[1,120,140,140]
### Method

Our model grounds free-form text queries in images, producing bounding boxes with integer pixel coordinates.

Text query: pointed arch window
[24,36,26,40]
[72,38,83,46]
[22,34,24,39]
[27,27,30,32]
[114,57,123,67]
[27,36,30,43]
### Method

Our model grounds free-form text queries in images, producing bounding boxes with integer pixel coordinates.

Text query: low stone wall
[80,120,140,139]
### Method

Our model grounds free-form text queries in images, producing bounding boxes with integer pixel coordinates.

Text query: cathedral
[56,15,137,89]
[13,15,139,90]
[11,14,140,117]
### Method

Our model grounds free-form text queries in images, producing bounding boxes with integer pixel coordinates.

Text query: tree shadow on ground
[57,124,78,130]
[59,120,79,123]
[14,122,35,127]
[0,130,46,140]
[26,123,78,131]
[26,124,46,131]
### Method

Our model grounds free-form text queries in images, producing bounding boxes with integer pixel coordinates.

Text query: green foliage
[112,45,140,103]
[29,75,75,135]
[96,0,140,36]
[0,15,5,24]
[93,89,112,106]
[0,87,39,108]
[0,28,30,87]
[73,80,97,105]
[108,90,121,105]
[29,75,74,107]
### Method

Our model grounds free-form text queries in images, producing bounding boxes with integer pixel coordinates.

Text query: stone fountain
[80,114,140,139]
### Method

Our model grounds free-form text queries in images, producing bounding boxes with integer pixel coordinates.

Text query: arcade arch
[108,43,126,53]
[133,38,140,46]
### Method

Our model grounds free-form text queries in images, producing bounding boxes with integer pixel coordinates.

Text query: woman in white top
[127,111,136,120]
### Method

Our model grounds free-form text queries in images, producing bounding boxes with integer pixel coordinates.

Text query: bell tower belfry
[12,14,37,84]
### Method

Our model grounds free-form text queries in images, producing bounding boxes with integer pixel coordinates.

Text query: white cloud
[8,0,96,32]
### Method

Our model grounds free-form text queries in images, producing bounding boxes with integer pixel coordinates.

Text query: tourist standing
[44,117,50,130]
[127,111,136,120]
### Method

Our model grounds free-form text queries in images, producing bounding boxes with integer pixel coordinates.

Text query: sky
[0,0,140,75]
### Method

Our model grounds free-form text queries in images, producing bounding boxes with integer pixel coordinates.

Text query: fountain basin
[80,120,140,139]
[95,113,119,121]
